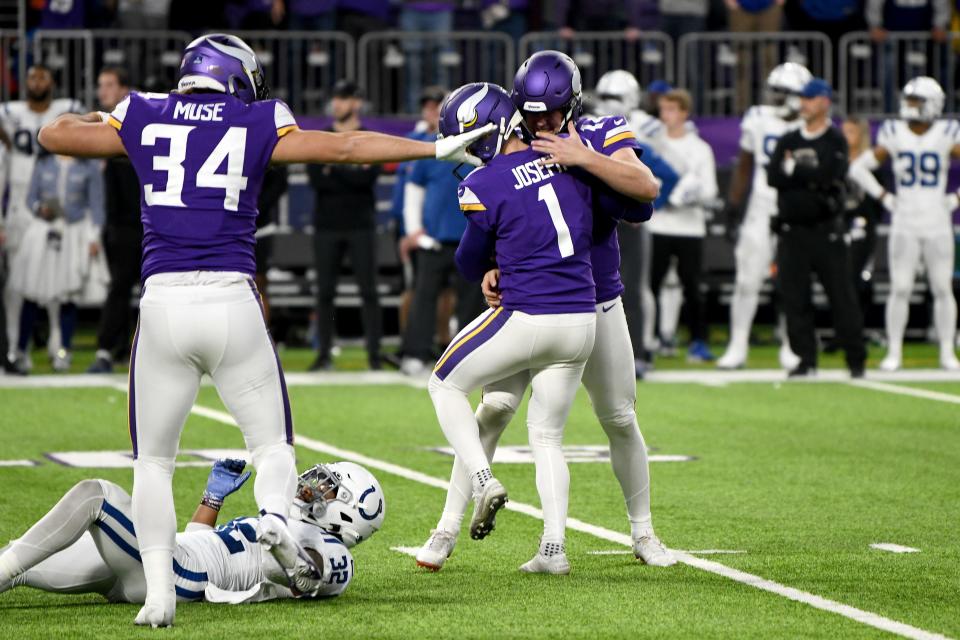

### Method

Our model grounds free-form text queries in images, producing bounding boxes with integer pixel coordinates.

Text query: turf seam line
[186,401,952,640]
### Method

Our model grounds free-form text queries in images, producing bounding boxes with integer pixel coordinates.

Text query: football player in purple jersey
[423,81,657,574]
[417,52,676,574]
[38,34,492,627]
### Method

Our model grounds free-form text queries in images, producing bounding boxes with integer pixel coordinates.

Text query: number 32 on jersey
[141,123,249,211]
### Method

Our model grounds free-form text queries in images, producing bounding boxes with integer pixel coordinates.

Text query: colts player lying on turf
[0,459,384,604]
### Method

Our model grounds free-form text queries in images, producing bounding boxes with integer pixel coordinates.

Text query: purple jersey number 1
[141,123,250,211]
[537,183,575,258]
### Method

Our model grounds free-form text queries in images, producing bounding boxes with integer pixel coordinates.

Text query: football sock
[727,286,759,358]
[598,412,651,528]
[540,541,565,557]
[473,468,493,491]
[630,516,654,539]
[251,442,297,518]
[529,424,569,545]
[931,288,957,361]
[885,290,909,359]
[132,455,176,607]
[0,479,106,579]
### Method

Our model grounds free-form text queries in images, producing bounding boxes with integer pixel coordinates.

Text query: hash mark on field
[871,543,921,554]
[0,460,39,467]
[187,402,951,640]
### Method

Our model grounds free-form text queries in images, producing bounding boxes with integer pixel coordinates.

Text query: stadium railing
[838,31,959,119]
[32,29,97,106]
[517,31,674,95]
[358,30,514,116]
[677,31,832,117]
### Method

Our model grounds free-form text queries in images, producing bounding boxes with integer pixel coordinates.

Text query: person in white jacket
[647,89,719,362]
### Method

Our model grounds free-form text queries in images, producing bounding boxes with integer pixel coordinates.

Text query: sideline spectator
[88,66,142,374]
[481,1,530,43]
[338,0,390,40]
[866,0,951,110]
[648,89,718,363]
[399,1,456,113]
[115,0,171,30]
[399,129,484,375]
[13,151,104,373]
[555,0,647,37]
[308,80,382,371]
[727,0,784,114]
[767,78,865,378]
[278,0,337,30]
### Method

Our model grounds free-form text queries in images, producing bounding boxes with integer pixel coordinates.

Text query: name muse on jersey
[173,102,226,122]
[511,159,569,190]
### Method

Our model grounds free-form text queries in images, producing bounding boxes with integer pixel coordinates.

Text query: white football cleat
[879,354,901,372]
[415,529,457,571]
[716,350,745,370]
[520,552,571,575]
[633,533,677,567]
[469,478,508,540]
[778,344,801,371]
[940,353,960,371]
[134,598,175,628]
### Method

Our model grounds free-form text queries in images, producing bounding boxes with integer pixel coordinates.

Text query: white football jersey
[739,105,802,216]
[175,516,354,603]
[877,118,960,234]
[628,109,664,150]
[0,98,83,211]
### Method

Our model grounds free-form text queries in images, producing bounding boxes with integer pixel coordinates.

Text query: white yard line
[871,543,921,554]
[185,402,949,640]
[849,380,960,405]
[586,549,746,556]
[4,368,960,389]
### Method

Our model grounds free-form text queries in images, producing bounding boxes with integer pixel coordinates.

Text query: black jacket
[307,128,381,232]
[102,156,142,231]
[768,125,849,227]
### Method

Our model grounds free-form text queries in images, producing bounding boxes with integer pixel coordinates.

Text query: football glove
[202,458,251,510]
[435,123,497,166]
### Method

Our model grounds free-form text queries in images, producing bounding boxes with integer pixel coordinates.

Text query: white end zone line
[186,402,949,640]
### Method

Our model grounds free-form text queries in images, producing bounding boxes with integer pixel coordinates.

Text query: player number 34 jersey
[108,91,298,280]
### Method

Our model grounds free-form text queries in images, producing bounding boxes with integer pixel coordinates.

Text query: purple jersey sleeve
[111,92,296,281]
[575,115,644,304]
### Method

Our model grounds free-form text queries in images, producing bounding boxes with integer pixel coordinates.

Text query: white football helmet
[766,62,812,118]
[900,76,945,122]
[292,461,385,548]
[594,69,642,117]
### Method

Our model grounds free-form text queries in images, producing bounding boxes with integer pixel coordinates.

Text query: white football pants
[429,307,595,544]
[129,272,296,609]
[885,231,957,359]
[435,298,653,541]
[1,479,202,603]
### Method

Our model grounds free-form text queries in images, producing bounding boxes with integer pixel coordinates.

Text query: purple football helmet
[438,82,522,164]
[512,50,582,130]
[178,33,269,104]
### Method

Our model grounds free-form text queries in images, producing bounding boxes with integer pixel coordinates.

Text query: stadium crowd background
[2,0,959,375]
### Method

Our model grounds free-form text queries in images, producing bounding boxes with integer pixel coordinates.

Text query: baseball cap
[420,86,448,105]
[332,79,363,99]
[647,80,673,95]
[800,78,832,99]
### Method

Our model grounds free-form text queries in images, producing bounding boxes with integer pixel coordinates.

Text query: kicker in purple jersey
[109,91,297,281]
[575,115,642,304]
[458,147,596,315]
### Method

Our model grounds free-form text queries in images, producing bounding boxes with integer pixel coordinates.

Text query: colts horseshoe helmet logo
[457,84,489,133]
[358,485,383,521]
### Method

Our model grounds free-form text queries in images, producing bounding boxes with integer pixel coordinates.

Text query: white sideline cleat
[716,351,745,370]
[778,344,801,371]
[134,598,175,628]
[469,478,508,540]
[633,534,677,567]
[520,552,571,575]
[879,354,901,372]
[415,529,457,571]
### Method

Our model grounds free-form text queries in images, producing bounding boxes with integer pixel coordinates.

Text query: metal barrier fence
[33,30,95,106]
[839,31,959,119]
[678,31,831,117]
[359,31,513,116]
[518,31,674,95]
[229,31,354,115]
